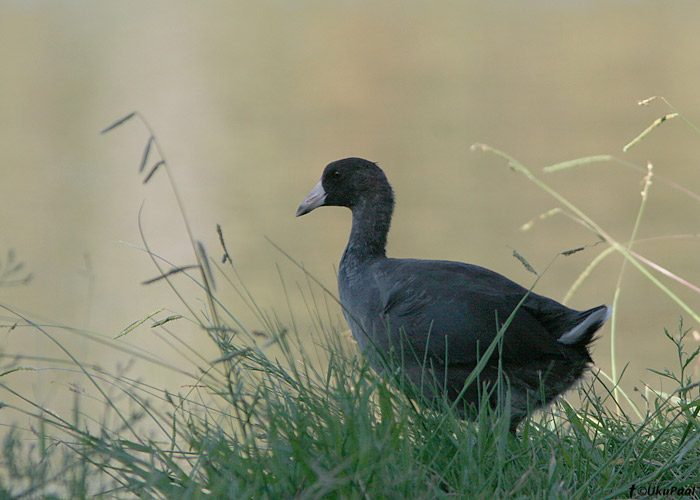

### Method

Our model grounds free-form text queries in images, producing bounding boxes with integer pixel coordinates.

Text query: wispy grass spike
[212,347,253,364]
[0,366,36,377]
[543,155,613,173]
[141,265,199,285]
[139,136,154,173]
[623,113,679,152]
[217,224,232,264]
[561,246,585,257]
[637,96,662,106]
[519,208,561,232]
[511,248,538,276]
[115,309,164,339]
[150,315,183,328]
[0,248,33,286]
[100,112,136,134]
[143,160,165,184]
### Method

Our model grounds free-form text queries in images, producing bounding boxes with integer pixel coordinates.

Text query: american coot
[297,157,610,433]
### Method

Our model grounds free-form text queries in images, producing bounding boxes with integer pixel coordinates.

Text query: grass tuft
[1,103,699,498]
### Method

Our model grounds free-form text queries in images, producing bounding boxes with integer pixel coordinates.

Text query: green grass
[1,300,699,499]
[1,101,699,499]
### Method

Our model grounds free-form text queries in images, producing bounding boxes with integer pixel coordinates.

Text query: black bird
[296,158,609,432]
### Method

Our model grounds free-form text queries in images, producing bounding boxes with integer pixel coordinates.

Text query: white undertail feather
[557,306,612,345]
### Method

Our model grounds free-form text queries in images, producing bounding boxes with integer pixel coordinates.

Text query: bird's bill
[296,181,327,216]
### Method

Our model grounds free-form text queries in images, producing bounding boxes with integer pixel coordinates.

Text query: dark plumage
[296,157,609,432]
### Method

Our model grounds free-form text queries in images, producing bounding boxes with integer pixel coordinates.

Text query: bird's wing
[371,259,572,365]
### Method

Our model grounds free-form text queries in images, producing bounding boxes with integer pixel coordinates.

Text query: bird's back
[339,256,605,367]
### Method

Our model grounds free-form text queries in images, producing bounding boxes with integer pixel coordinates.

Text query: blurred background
[1,1,699,419]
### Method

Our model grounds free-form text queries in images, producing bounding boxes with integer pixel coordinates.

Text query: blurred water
[1,1,699,422]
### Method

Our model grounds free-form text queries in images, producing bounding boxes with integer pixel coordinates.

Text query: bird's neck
[343,197,392,263]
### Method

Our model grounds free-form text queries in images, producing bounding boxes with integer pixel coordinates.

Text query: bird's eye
[333,170,341,178]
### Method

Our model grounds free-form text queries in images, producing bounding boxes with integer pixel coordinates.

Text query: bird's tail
[557,305,611,345]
